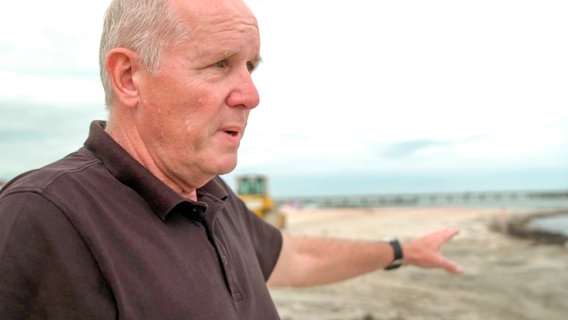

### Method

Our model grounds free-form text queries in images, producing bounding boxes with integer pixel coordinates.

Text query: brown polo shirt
[0,121,283,319]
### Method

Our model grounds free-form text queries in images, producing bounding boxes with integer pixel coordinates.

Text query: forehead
[172,0,259,34]
[169,0,260,55]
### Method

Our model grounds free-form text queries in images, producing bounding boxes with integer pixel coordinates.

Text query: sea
[527,215,568,237]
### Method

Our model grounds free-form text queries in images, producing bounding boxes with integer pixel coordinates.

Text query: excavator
[235,174,286,229]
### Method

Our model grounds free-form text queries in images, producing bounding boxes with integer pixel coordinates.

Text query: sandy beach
[270,207,568,320]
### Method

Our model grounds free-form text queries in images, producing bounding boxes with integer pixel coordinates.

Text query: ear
[105,48,142,108]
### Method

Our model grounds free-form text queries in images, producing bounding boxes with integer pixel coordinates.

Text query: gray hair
[99,0,189,107]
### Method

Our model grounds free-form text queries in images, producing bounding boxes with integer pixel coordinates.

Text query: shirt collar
[84,120,228,220]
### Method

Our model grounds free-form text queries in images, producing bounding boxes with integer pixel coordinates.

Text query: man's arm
[267,228,463,287]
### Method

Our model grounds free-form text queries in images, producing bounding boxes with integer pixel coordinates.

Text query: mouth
[221,126,243,140]
[219,122,245,142]
[225,130,239,137]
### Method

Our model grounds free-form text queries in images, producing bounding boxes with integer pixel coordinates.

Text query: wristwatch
[384,237,403,270]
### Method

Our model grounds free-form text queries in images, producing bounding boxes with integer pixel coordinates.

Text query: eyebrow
[252,55,263,66]
[222,51,263,65]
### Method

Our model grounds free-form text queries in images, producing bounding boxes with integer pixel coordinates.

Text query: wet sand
[270,207,568,320]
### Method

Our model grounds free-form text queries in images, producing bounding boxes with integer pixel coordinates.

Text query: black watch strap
[384,238,403,270]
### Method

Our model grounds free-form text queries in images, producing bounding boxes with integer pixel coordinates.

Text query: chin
[215,155,238,175]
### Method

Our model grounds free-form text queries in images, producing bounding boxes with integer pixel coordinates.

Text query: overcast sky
[1,0,567,196]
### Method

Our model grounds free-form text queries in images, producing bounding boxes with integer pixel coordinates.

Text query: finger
[435,228,461,248]
[432,253,463,274]
[438,228,460,240]
[435,229,462,274]
[445,260,464,274]
[446,228,461,239]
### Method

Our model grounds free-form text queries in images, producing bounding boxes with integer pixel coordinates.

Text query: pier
[275,190,568,208]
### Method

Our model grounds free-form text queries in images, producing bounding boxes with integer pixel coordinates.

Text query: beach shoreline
[271,206,568,320]
[491,210,568,245]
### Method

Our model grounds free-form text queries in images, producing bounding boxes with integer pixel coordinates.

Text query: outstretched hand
[402,228,464,274]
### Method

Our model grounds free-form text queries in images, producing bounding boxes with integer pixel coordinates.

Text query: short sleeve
[238,203,283,280]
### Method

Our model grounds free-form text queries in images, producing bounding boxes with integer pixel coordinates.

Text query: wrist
[383,237,403,270]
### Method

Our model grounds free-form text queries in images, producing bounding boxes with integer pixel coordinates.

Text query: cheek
[146,78,226,138]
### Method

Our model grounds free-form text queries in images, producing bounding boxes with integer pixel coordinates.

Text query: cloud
[380,139,455,159]
[0,100,107,179]
[0,1,106,106]
[1,0,567,195]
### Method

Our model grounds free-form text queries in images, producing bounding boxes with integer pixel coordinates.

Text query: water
[528,215,568,237]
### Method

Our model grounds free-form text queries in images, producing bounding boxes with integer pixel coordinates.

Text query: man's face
[134,0,261,188]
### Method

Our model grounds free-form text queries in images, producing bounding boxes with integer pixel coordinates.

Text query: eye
[247,56,262,73]
[246,61,256,73]
[212,60,228,69]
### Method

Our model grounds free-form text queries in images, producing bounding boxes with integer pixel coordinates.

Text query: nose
[226,70,260,110]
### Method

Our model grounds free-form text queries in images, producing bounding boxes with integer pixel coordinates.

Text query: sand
[269,207,568,320]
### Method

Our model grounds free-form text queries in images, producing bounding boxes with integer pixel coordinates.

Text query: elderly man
[0,0,462,319]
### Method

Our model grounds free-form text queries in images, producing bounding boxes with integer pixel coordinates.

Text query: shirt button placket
[216,240,243,301]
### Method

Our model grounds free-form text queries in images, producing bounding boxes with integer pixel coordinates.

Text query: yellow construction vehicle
[236,174,285,229]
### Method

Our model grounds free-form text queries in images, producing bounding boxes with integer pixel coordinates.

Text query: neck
[105,116,200,201]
